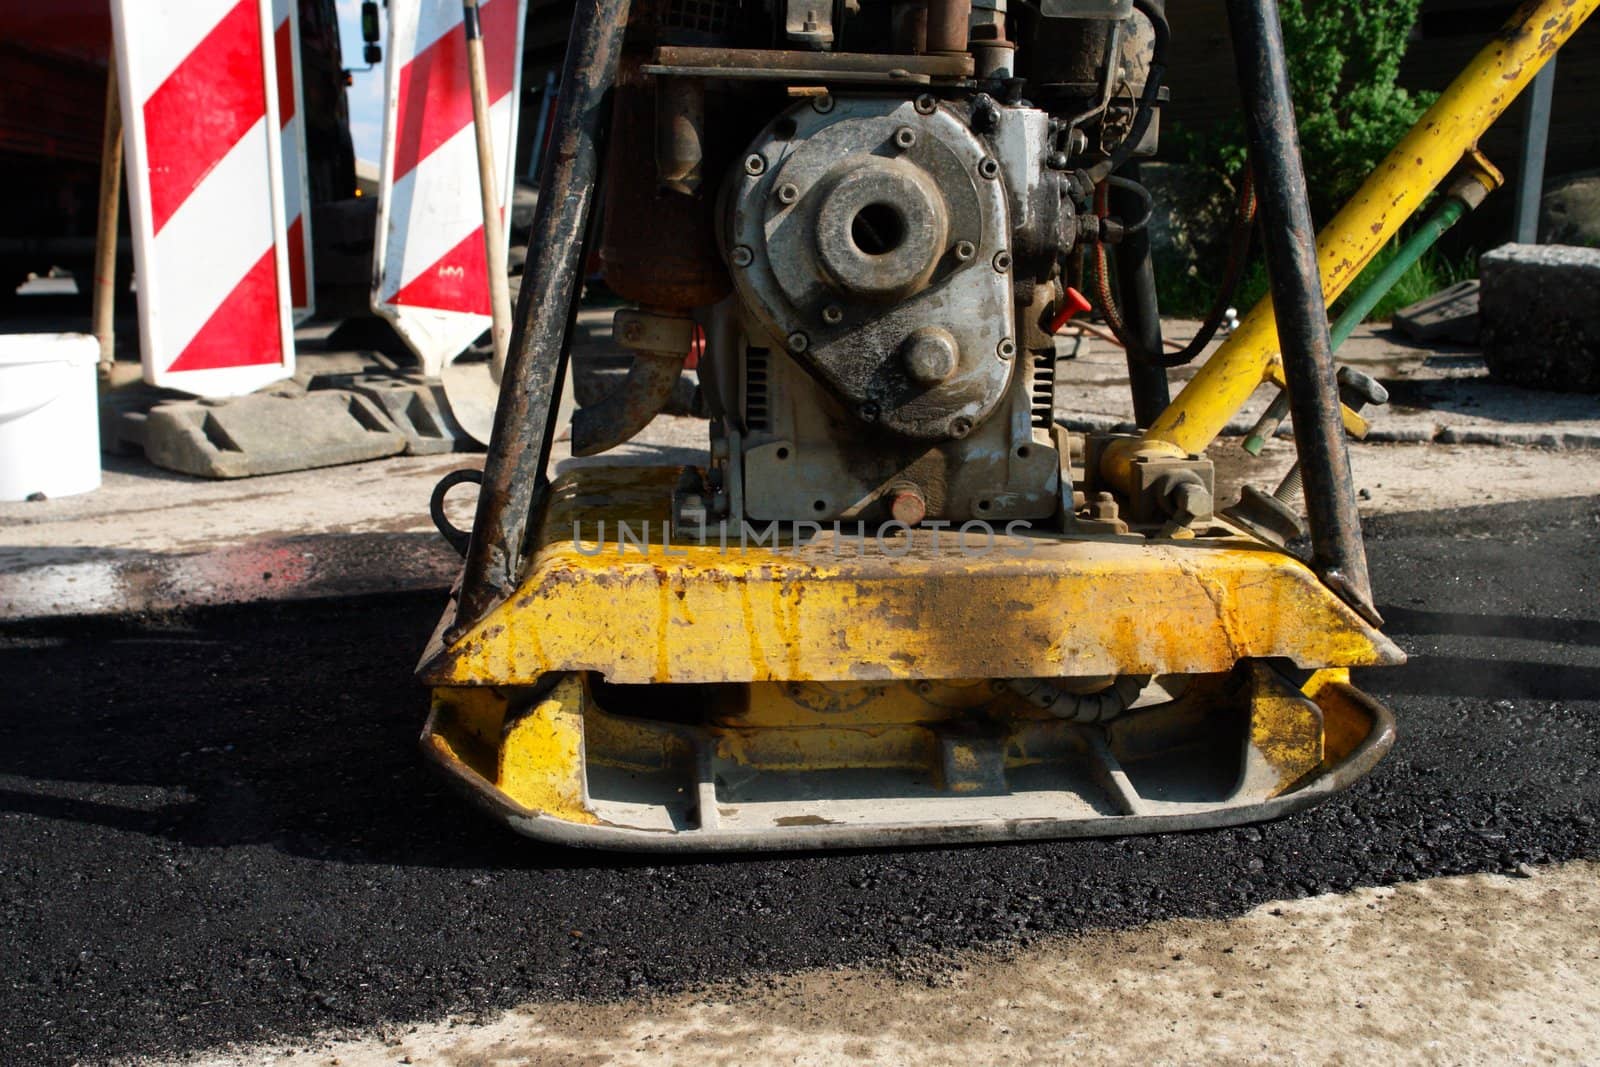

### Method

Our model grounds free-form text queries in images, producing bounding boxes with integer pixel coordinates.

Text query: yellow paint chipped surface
[420,467,1401,688]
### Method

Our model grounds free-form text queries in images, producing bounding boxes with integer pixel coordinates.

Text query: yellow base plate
[421,667,1395,851]
[415,465,1402,851]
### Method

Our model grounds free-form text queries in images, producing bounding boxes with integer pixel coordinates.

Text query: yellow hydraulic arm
[1102,0,1596,489]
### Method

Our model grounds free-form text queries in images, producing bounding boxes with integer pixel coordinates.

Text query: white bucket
[0,333,102,501]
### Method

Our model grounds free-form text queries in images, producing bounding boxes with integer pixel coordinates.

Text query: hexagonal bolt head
[996,337,1016,361]
[954,240,976,262]
[744,154,767,176]
[812,94,835,114]
[901,327,961,385]
[821,305,844,325]
[776,182,800,205]
[914,94,937,115]
[730,245,754,268]
[948,416,974,438]
[787,331,810,353]
[992,250,1012,273]
[893,126,917,150]
[1165,478,1212,525]
[978,157,1000,179]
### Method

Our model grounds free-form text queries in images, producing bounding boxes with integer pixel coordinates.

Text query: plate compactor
[417,0,1588,848]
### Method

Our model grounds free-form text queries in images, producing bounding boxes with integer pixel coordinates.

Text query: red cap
[1049,287,1094,334]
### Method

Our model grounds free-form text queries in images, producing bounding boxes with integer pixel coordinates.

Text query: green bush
[1278,0,1436,220]
[1155,0,1446,321]
[1172,0,1436,221]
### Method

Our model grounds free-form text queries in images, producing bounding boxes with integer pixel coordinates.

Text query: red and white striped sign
[112,0,294,396]
[112,0,295,396]
[372,0,527,377]
[273,0,315,323]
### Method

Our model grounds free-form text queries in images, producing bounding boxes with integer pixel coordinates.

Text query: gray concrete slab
[1056,319,1600,447]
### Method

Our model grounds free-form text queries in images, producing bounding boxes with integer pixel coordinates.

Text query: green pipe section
[1242,194,1468,455]
[1328,195,1468,348]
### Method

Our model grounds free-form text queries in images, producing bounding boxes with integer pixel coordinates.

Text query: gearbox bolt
[822,304,844,325]
[992,250,1012,273]
[812,94,835,114]
[954,240,976,262]
[978,157,1000,179]
[997,337,1016,361]
[914,94,937,115]
[776,182,800,204]
[949,416,973,438]
[730,245,754,267]
[893,126,917,150]
[788,331,810,353]
[744,154,766,176]
[902,327,960,385]
[889,486,928,527]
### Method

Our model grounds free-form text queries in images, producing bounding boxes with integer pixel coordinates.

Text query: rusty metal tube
[456,0,632,627]
[1225,0,1375,621]
[926,0,971,53]
[1222,0,1376,620]
[570,352,687,456]
[892,0,929,53]
[570,305,694,456]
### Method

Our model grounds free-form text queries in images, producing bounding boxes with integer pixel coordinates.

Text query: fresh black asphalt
[2,495,1596,1063]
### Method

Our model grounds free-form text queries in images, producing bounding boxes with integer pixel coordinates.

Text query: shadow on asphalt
[0,592,618,873]
[1372,654,1600,701]
[3,588,1593,867]
[1382,603,1600,648]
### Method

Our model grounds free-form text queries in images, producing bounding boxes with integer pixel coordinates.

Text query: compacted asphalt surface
[2,495,1597,1063]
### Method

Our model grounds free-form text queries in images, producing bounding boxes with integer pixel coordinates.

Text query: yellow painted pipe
[1112,0,1596,479]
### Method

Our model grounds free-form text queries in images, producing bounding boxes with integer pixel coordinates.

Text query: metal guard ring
[430,469,483,557]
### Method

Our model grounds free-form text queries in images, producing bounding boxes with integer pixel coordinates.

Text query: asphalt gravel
[1,495,1597,1064]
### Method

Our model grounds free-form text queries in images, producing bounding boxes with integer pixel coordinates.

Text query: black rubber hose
[1111,162,1171,426]
[1097,168,1257,369]
[1103,175,1154,235]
